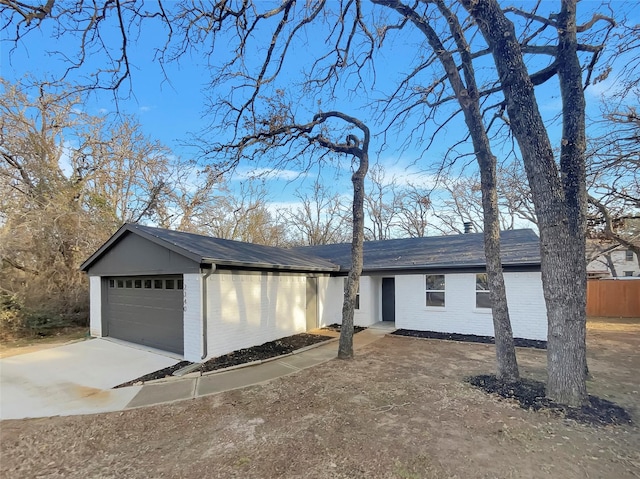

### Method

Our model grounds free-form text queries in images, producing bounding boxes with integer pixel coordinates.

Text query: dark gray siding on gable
[86,233,200,276]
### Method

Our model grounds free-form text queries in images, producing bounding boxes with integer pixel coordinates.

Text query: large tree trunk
[463,0,588,406]
[375,0,519,381]
[478,156,520,382]
[338,142,369,359]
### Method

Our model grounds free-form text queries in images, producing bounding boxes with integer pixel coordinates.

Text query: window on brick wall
[624,271,634,277]
[626,250,634,261]
[425,274,445,307]
[476,273,491,308]
[343,278,360,309]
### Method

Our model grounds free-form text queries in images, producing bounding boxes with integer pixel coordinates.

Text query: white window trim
[475,273,492,310]
[425,274,446,308]
[343,278,360,310]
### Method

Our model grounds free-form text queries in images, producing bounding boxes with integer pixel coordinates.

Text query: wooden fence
[587,279,640,318]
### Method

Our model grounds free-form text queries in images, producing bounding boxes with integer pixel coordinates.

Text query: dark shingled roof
[82,224,540,273]
[292,229,541,272]
[81,223,339,272]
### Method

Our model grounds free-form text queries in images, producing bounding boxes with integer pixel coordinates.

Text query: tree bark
[462,0,588,406]
[338,135,369,359]
[374,0,519,381]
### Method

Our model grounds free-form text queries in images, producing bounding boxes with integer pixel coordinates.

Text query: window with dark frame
[165,279,175,289]
[144,279,152,289]
[626,250,634,261]
[624,271,634,277]
[109,279,115,288]
[177,279,184,290]
[476,273,491,308]
[154,279,163,289]
[343,278,360,310]
[117,279,124,288]
[134,279,142,289]
[425,274,445,307]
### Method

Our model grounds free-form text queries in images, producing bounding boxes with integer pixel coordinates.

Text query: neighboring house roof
[80,223,340,273]
[293,229,541,272]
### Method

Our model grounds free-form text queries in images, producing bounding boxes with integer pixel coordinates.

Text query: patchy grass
[587,316,640,332]
[1,318,639,479]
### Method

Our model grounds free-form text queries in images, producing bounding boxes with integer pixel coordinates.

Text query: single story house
[81,224,547,362]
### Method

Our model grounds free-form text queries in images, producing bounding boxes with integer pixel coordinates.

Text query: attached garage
[81,225,205,357]
[104,276,184,354]
[81,223,338,361]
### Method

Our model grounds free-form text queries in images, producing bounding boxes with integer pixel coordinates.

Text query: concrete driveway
[0,338,179,420]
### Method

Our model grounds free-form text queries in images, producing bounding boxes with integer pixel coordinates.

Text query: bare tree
[431,176,485,234]
[373,0,520,381]
[455,0,614,404]
[199,181,286,246]
[364,164,400,241]
[396,183,432,238]
[282,181,351,246]
[0,79,177,334]
[211,108,371,359]
[430,163,537,235]
[586,105,640,268]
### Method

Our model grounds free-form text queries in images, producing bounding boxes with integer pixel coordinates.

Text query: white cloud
[139,106,152,113]
[372,158,438,189]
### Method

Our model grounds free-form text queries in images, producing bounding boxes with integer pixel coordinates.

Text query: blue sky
[1,0,636,223]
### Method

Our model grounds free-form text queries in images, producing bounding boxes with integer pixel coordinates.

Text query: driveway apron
[0,339,179,420]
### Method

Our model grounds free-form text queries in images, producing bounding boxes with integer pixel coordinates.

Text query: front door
[306,277,318,330]
[382,277,395,322]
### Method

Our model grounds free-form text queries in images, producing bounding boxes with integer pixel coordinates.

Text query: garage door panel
[104,276,184,355]
[108,319,181,354]
[108,294,182,310]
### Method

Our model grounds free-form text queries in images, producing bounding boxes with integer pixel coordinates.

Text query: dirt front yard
[1,318,639,478]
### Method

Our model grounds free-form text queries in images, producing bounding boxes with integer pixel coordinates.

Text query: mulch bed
[468,374,633,426]
[114,361,193,388]
[391,329,547,349]
[321,323,366,333]
[199,333,331,373]
[114,332,334,387]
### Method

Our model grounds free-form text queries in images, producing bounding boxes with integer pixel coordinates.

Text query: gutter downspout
[201,265,215,360]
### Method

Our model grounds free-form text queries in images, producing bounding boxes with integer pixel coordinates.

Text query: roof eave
[356,260,541,273]
[80,223,204,272]
[207,258,340,272]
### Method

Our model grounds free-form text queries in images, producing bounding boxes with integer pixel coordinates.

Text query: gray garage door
[104,276,184,355]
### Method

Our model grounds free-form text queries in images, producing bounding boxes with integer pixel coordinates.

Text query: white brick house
[587,241,640,278]
[81,224,547,362]
[296,230,546,341]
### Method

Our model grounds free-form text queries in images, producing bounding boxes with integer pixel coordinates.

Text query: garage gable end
[86,232,200,276]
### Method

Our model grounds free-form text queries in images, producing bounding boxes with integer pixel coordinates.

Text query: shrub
[0,293,86,340]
